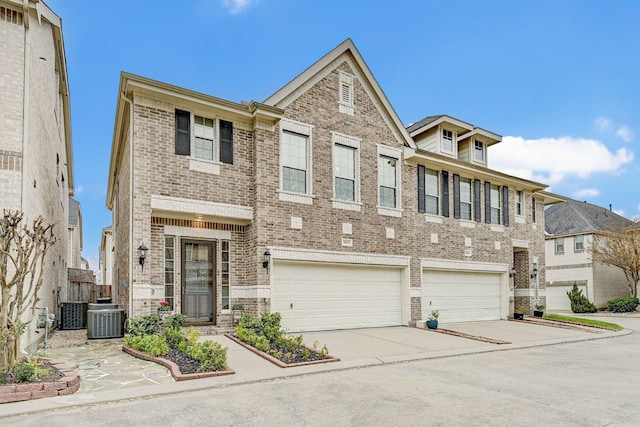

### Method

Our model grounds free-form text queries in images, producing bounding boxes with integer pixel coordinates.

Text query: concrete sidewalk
[0,319,626,418]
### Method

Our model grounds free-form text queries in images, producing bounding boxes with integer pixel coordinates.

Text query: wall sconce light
[509,267,516,278]
[138,243,148,272]
[531,265,538,279]
[262,250,271,269]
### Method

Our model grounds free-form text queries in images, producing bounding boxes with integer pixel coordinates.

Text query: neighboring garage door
[422,270,502,323]
[546,284,587,311]
[272,261,403,332]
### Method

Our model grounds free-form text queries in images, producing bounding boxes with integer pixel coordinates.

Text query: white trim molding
[151,195,253,224]
[270,247,411,267]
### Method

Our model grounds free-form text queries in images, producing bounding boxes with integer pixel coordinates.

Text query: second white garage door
[272,261,404,332]
[422,269,502,323]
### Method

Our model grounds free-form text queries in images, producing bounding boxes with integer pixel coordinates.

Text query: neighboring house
[0,0,73,351]
[99,226,113,296]
[545,199,633,310]
[106,39,562,332]
[68,197,82,268]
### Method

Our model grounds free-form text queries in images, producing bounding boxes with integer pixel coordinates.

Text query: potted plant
[157,301,172,319]
[514,306,527,320]
[231,303,244,325]
[426,310,439,329]
[534,303,545,318]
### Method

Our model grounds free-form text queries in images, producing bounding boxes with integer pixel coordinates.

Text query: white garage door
[422,270,502,323]
[272,261,403,332]
[546,284,587,311]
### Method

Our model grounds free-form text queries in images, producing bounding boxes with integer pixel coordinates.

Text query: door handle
[290,303,293,309]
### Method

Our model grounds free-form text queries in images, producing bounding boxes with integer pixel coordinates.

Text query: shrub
[163,313,187,331]
[186,341,227,372]
[567,284,597,313]
[177,326,201,352]
[126,314,161,337]
[124,334,169,357]
[13,361,36,383]
[607,297,640,313]
[164,327,185,350]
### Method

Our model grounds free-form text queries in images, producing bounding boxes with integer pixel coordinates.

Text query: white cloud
[616,125,634,142]
[76,185,84,194]
[221,0,256,14]
[573,188,600,199]
[595,116,612,132]
[489,136,634,186]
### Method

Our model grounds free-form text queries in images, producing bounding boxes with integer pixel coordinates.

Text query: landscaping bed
[228,312,339,368]
[123,313,234,380]
[0,357,80,403]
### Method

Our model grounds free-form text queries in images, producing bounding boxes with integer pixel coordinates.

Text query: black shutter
[502,186,510,226]
[441,170,449,217]
[175,109,190,156]
[417,165,426,213]
[473,179,481,222]
[453,174,460,219]
[484,181,491,223]
[220,120,234,164]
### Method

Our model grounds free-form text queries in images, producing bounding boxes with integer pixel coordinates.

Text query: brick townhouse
[106,39,563,331]
[0,0,73,351]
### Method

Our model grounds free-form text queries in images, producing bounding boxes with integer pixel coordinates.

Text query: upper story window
[175,109,234,166]
[460,177,472,220]
[474,140,484,162]
[490,184,502,224]
[425,169,439,215]
[442,129,454,153]
[555,237,565,254]
[279,119,313,204]
[515,190,523,216]
[194,116,215,160]
[574,235,584,252]
[379,155,397,208]
[334,144,356,201]
[282,131,308,194]
[532,197,537,223]
[338,72,355,115]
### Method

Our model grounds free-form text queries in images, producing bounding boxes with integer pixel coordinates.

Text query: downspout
[119,92,134,315]
[21,0,30,213]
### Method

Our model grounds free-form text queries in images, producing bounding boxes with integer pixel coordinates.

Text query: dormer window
[442,129,454,153]
[474,140,484,162]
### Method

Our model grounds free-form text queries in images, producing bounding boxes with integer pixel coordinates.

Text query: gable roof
[264,39,416,149]
[545,199,633,236]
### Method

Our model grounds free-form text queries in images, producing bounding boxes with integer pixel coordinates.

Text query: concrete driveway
[0,318,624,418]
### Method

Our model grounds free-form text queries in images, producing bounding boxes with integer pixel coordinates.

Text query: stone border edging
[122,346,234,381]
[224,334,340,368]
[521,317,605,332]
[0,357,80,404]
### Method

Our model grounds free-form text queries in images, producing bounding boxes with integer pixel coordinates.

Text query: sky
[45,0,640,271]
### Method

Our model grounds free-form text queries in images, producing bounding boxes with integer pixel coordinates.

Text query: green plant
[164,327,185,350]
[231,304,244,310]
[13,361,36,383]
[607,297,640,313]
[124,334,169,357]
[126,314,161,337]
[544,314,623,331]
[177,326,201,352]
[567,284,597,313]
[162,313,187,330]
[535,303,545,311]
[186,341,227,372]
[428,310,439,320]
[158,301,172,312]
[516,306,528,315]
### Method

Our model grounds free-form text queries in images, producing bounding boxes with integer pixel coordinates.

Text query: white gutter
[120,92,134,315]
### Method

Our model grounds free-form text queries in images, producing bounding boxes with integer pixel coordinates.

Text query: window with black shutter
[473,179,481,222]
[484,181,491,223]
[502,186,510,226]
[175,109,190,156]
[441,171,449,217]
[417,165,426,213]
[219,120,233,164]
[453,174,460,219]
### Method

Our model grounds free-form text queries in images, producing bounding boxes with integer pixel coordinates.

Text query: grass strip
[544,314,623,331]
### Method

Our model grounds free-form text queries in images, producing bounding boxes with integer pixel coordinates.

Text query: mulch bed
[0,359,65,385]
[225,334,340,368]
[122,345,234,381]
